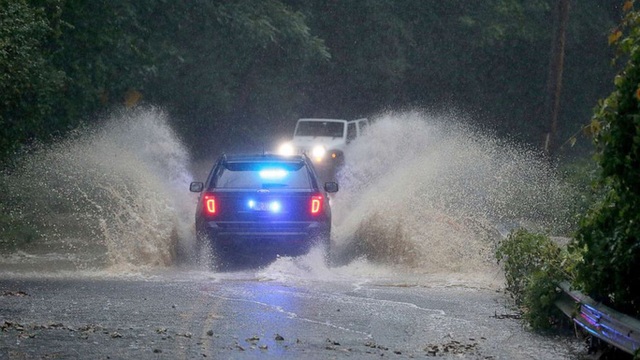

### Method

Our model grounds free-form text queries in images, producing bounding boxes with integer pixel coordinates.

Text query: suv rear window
[215,161,311,189]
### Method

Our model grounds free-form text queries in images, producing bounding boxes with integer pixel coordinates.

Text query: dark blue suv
[190,154,338,269]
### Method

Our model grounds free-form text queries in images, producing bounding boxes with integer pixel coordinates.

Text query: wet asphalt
[0,273,587,359]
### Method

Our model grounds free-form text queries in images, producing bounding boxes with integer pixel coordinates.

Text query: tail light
[202,193,216,215]
[310,194,323,215]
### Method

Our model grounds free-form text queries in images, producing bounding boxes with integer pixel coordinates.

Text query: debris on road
[424,340,480,357]
[245,335,260,343]
[492,311,522,320]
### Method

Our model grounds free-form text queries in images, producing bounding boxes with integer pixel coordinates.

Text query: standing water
[0,109,576,284]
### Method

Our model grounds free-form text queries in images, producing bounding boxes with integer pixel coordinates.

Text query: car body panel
[279,118,369,180]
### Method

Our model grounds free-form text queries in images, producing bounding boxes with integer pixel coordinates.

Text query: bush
[496,229,578,330]
[574,5,640,316]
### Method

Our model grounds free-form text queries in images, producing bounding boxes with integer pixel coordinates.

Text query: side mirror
[190,182,204,193]
[324,182,339,193]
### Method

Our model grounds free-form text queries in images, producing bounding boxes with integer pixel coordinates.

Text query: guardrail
[555,281,640,356]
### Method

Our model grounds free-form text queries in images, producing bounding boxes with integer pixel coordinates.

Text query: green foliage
[457,0,552,46]
[140,0,331,151]
[302,0,411,116]
[0,0,333,160]
[0,0,624,162]
[574,3,640,316]
[0,0,65,159]
[496,229,578,330]
[51,1,153,111]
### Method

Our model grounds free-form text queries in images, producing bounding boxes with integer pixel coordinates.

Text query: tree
[50,0,156,120]
[141,0,330,152]
[574,1,640,316]
[1,0,157,160]
[0,0,65,158]
[0,0,623,162]
[300,0,411,117]
[396,0,615,150]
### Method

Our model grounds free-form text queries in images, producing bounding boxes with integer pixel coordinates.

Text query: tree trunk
[544,0,570,159]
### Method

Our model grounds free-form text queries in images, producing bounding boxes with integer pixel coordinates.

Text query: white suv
[278,118,369,168]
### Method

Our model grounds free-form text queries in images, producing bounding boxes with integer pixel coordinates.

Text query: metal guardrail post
[555,281,640,356]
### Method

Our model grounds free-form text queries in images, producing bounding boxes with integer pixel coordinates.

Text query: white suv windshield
[295,121,344,137]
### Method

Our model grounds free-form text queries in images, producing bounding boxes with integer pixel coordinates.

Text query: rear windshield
[295,121,344,138]
[214,161,311,189]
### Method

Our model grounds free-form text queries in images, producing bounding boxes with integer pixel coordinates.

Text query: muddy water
[0,110,577,289]
[0,108,195,272]
[328,111,575,283]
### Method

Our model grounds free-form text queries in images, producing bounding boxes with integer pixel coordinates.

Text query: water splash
[0,107,195,271]
[329,111,576,274]
[0,109,576,283]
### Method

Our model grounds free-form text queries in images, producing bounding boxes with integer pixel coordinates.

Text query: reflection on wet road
[0,263,585,359]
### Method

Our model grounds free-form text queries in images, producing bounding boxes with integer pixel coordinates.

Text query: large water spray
[0,108,195,271]
[330,111,576,274]
[0,109,577,279]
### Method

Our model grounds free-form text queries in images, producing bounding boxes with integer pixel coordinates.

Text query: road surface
[0,261,586,359]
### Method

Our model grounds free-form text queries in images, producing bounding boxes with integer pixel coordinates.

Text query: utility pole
[544,0,570,159]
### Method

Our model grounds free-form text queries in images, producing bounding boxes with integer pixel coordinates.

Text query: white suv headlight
[311,145,326,160]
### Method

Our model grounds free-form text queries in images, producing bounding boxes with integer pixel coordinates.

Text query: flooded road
[0,266,585,359]
[0,110,586,358]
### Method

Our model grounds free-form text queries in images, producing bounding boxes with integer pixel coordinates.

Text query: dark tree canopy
[0,0,623,159]
[0,0,65,155]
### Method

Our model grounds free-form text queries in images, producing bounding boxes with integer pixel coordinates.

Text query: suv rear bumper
[198,220,330,251]
[203,220,327,235]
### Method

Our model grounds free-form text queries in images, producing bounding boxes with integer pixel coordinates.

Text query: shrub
[574,5,640,316]
[496,229,578,330]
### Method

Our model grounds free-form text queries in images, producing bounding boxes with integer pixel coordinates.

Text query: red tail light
[311,194,323,214]
[203,193,216,215]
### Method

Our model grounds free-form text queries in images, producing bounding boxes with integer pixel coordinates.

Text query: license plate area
[248,200,282,213]
[253,201,270,211]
